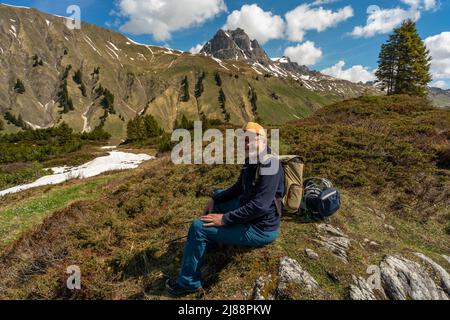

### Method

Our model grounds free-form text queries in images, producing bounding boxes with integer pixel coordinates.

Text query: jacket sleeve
[212,171,243,203]
[221,167,280,227]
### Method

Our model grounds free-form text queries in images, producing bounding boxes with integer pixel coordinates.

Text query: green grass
[0,177,109,250]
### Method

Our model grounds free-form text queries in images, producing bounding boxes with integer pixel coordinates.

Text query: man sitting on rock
[166,122,284,296]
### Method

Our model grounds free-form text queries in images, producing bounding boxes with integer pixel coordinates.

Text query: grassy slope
[0,95,448,299]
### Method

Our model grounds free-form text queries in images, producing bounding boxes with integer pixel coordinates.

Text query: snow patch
[1,3,30,9]
[252,67,263,75]
[272,57,289,64]
[24,121,44,130]
[0,151,154,197]
[126,37,147,46]
[107,41,120,51]
[9,25,17,37]
[45,19,50,26]
[105,43,119,59]
[84,35,102,56]
[137,53,147,61]
[212,57,229,70]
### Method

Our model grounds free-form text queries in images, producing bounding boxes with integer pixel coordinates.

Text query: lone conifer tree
[376,20,431,96]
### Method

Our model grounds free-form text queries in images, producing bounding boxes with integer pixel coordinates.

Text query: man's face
[244,131,266,158]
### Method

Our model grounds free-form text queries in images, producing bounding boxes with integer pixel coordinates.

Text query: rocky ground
[253,223,449,300]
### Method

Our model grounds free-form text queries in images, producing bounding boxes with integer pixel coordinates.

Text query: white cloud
[284,41,323,66]
[400,0,438,11]
[117,0,227,41]
[321,60,376,83]
[285,4,353,42]
[312,0,341,5]
[223,4,285,44]
[423,0,439,11]
[351,1,438,38]
[350,7,420,38]
[424,32,450,80]
[189,43,204,54]
[431,80,448,89]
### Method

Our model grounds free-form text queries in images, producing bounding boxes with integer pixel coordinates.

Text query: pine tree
[179,76,190,102]
[375,19,431,96]
[194,72,205,98]
[126,116,146,141]
[143,114,162,137]
[376,39,397,95]
[218,88,226,110]
[214,72,222,87]
[14,79,25,94]
[73,68,83,85]
[248,84,258,115]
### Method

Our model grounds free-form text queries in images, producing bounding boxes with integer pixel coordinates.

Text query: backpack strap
[274,196,282,217]
[253,160,283,218]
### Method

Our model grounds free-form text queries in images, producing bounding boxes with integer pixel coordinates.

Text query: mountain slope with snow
[0,4,376,138]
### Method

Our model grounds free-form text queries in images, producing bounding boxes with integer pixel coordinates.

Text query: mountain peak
[200,28,271,65]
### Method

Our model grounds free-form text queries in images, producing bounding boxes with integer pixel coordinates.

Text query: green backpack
[278,155,305,214]
[255,155,305,215]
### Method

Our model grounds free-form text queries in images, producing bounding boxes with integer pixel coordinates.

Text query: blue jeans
[177,190,279,289]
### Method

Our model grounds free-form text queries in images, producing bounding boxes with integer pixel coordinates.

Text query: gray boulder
[349,275,377,300]
[414,252,450,294]
[277,256,321,297]
[443,255,450,265]
[253,275,274,300]
[314,224,350,263]
[305,248,319,260]
[380,255,448,300]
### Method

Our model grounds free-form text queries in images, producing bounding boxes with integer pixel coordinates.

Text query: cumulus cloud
[350,7,420,38]
[321,60,376,83]
[312,0,341,5]
[117,0,227,41]
[424,32,450,80]
[189,43,205,54]
[284,41,323,66]
[351,1,438,38]
[223,4,285,44]
[285,4,353,42]
[431,80,448,89]
[401,0,439,11]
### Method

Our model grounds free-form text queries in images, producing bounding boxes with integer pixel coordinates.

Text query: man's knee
[212,189,224,198]
[188,219,210,241]
[190,219,206,234]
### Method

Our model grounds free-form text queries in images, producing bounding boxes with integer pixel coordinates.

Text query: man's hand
[203,199,214,215]
[200,214,224,228]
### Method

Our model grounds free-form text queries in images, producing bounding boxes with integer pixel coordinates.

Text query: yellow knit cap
[243,122,266,136]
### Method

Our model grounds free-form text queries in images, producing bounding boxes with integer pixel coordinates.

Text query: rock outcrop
[314,224,350,263]
[349,275,377,300]
[200,28,271,65]
[253,275,274,300]
[380,255,448,300]
[305,248,319,260]
[253,256,324,300]
[414,252,450,294]
[277,256,321,295]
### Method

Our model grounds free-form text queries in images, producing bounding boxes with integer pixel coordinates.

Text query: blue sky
[3,0,450,87]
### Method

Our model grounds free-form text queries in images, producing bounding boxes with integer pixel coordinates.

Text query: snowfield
[0,151,154,197]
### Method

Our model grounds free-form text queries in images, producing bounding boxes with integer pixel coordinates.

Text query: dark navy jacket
[213,150,284,232]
